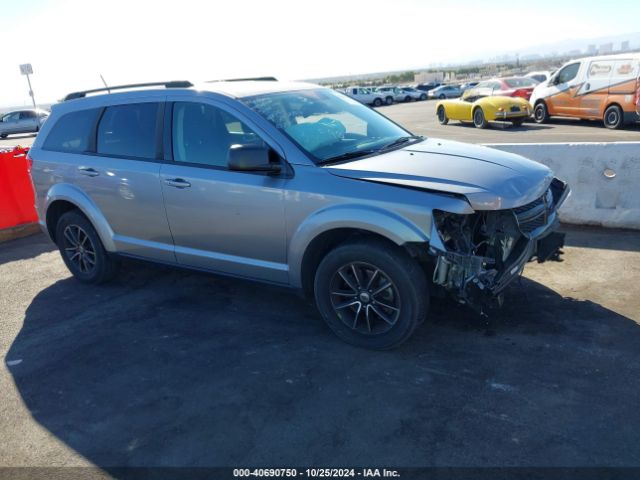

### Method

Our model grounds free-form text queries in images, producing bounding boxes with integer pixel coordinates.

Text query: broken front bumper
[429,178,569,312]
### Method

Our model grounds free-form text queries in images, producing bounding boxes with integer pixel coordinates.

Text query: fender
[44,183,116,252]
[288,204,430,289]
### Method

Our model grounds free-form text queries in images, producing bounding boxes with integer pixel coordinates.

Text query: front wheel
[439,94,446,99]
[314,240,429,350]
[437,106,449,125]
[420,94,427,101]
[56,210,118,284]
[385,96,394,105]
[373,98,383,107]
[533,102,549,123]
[603,104,623,129]
[473,107,488,128]
[0,133,7,139]
[405,96,412,102]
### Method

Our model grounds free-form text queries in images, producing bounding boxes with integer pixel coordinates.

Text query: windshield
[243,88,415,164]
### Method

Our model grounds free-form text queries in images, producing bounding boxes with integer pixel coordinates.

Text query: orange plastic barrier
[0,147,38,229]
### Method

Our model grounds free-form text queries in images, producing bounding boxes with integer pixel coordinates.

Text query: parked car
[415,82,441,92]
[29,79,568,349]
[399,87,427,101]
[459,81,479,92]
[428,85,462,99]
[525,71,553,84]
[342,86,387,106]
[374,86,406,103]
[530,53,640,129]
[436,90,531,128]
[464,77,538,101]
[0,109,49,138]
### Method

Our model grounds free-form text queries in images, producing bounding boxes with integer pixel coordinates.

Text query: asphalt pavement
[1,227,639,472]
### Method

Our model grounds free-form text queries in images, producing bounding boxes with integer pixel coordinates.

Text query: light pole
[19,64,37,109]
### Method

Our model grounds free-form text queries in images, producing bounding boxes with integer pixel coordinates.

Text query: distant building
[621,40,630,52]
[414,72,445,84]
[599,43,613,54]
[587,44,597,55]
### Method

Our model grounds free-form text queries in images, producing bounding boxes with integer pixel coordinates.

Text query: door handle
[78,166,100,177]
[164,178,191,189]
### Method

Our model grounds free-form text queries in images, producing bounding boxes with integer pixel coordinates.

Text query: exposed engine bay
[430,178,569,313]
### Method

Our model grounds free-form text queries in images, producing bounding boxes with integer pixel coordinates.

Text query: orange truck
[530,53,640,129]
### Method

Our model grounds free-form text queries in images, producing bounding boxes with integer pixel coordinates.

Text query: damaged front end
[429,178,569,313]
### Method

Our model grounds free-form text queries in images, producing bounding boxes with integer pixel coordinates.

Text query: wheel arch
[288,205,430,294]
[44,184,115,251]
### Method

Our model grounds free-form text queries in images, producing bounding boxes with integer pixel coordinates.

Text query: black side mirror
[228,144,281,174]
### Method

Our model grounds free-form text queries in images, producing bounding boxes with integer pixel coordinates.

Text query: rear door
[160,99,288,283]
[69,100,175,262]
[608,59,640,114]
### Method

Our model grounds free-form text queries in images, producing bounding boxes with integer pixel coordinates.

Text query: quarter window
[43,108,101,153]
[172,102,263,168]
[97,103,159,159]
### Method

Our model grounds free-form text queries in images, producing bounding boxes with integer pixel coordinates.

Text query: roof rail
[63,80,193,101]
[206,76,277,83]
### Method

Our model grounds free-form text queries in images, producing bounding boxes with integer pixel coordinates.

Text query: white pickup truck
[342,87,387,106]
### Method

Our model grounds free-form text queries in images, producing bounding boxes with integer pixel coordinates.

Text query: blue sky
[1,0,639,106]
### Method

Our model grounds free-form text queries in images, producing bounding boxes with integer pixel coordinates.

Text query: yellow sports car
[436,91,531,128]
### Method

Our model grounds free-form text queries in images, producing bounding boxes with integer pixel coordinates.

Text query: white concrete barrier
[486,142,640,230]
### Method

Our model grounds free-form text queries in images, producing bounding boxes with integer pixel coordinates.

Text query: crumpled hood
[325,137,554,210]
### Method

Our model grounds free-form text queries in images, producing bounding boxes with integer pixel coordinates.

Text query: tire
[533,101,549,123]
[439,94,446,99]
[0,134,7,139]
[385,96,394,105]
[420,94,427,101]
[56,210,118,284]
[373,98,383,107]
[314,239,429,350]
[603,104,623,129]
[511,118,524,127]
[437,106,449,125]
[405,96,412,102]
[473,107,488,129]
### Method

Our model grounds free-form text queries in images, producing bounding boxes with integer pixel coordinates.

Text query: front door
[160,100,288,284]
[547,62,582,117]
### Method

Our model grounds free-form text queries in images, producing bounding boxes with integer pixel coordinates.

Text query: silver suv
[29,79,568,349]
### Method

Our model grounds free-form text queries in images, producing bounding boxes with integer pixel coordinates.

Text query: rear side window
[97,103,159,159]
[43,108,101,153]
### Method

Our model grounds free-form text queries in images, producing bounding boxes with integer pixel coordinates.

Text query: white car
[374,87,406,103]
[525,71,553,84]
[399,87,428,101]
[343,87,387,106]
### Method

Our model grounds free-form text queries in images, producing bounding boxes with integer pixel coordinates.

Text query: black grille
[513,190,551,235]
[510,106,520,112]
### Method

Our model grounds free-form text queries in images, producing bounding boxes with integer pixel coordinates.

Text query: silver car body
[29,80,568,309]
[0,109,48,137]
[428,85,463,99]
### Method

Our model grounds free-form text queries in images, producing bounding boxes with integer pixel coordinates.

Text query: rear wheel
[314,240,428,350]
[420,94,427,101]
[533,101,549,123]
[373,98,383,107]
[56,210,118,284]
[439,94,446,99]
[0,133,7,139]
[603,104,623,129]
[473,107,488,128]
[385,96,394,105]
[437,106,449,125]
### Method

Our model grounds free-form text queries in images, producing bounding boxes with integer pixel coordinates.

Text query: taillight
[512,89,531,99]
[25,149,34,172]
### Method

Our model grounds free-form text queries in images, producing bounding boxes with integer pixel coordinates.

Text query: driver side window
[557,63,580,84]
[172,102,261,168]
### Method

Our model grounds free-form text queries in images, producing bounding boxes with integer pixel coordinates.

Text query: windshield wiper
[318,149,379,165]
[379,135,423,152]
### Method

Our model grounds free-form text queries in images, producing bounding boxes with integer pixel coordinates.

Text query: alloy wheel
[62,224,97,274]
[329,262,401,335]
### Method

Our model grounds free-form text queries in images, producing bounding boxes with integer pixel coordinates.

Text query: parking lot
[1,226,639,471]
[1,99,638,152]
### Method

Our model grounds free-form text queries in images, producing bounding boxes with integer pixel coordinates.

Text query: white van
[530,53,640,129]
